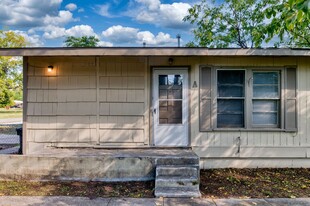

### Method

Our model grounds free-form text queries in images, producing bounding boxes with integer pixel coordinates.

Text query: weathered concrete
[154,152,200,198]
[1,197,310,206]
[0,148,197,182]
[164,198,214,206]
[0,196,111,206]
[213,199,271,206]
[265,198,310,206]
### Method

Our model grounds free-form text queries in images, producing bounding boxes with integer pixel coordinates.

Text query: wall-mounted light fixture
[47,65,54,72]
[168,58,174,65]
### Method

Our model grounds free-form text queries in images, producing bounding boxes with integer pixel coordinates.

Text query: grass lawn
[0,169,309,198]
[0,108,22,119]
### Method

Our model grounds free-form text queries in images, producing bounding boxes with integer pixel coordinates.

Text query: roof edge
[0,47,309,56]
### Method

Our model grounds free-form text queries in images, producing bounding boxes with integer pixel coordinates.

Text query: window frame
[249,70,282,129]
[200,66,293,132]
[215,69,247,129]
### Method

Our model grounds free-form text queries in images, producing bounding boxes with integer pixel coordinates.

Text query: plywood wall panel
[99,116,144,129]
[99,129,144,143]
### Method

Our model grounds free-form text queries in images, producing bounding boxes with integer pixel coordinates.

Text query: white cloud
[65,3,77,11]
[0,0,64,27]
[102,25,177,46]
[13,30,44,47]
[42,25,66,39]
[137,31,177,45]
[132,0,191,29]
[98,41,113,47]
[78,8,85,13]
[95,4,113,17]
[103,25,139,43]
[136,0,160,11]
[65,25,97,37]
[43,25,97,39]
[43,10,76,26]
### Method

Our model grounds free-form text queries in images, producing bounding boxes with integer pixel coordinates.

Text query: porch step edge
[155,187,201,198]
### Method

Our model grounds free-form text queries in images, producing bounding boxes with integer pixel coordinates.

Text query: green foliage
[0,81,13,108]
[0,30,26,107]
[183,0,268,48]
[64,36,100,47]
[184,0,310,48]
[265,0,310,47]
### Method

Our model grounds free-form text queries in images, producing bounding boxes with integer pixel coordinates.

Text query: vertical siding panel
[273,132,281,146]
[307,57,310,145]
[267,132,274,146]
[280,132,287,146]
[253,132,261,147]
[189,57,200,146]
[240,132,247,146]
[260,132,268,146]
[247,132,255,146]
[286,133,294,146]
[220,132,228,146]
[214,133,221,146]
[206,133,214,146]
[298,58,307,146]
[200,67,212,131]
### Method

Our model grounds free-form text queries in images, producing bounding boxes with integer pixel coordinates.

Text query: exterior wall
[25,55,310,168]
[184,56,310,168]
[25,57,148,153]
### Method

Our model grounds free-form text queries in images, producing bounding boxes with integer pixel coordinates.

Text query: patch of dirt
[0,169,309,198]
[0,181,154,198]
[200,168,310,198]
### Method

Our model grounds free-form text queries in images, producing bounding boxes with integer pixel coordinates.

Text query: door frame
[151,67,190,147]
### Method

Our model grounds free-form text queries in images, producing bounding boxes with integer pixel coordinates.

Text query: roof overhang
[0,47,309,57]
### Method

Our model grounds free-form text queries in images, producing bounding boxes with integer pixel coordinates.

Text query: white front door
[152,68,189,146]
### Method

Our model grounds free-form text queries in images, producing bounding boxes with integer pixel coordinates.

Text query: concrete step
[155,187,201,198]
[155,176,199,188]
[156,166,198,178]
[155,157,199,166]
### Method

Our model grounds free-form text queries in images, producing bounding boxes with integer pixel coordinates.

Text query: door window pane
[159,75,183,99]
[159,100,182,124]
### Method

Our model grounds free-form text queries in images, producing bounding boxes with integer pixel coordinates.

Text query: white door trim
[152,68,189,146]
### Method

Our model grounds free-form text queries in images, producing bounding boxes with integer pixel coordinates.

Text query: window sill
[201,128,297,133]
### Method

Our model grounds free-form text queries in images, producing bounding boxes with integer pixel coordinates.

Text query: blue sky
[0,0,196,47]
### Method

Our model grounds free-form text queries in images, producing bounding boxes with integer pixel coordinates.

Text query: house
[0,47,309,197]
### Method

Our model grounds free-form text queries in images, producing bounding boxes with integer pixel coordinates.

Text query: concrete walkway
[0,197,309,206]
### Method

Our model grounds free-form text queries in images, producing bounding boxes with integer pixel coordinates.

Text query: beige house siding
[26,56,148,153]
[24,55,310,168]
[186,56,310,168]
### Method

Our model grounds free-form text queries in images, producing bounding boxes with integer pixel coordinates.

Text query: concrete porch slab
[27,147,198,158]
[0,148,198,182]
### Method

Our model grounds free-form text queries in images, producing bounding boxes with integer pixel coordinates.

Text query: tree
[0,30,26,107]
[265,0,310,47]
[64,36,99,47]
[183,0,269,48]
